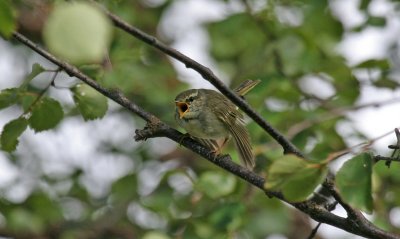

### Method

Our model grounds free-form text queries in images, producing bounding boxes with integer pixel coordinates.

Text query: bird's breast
[179,114,229,139]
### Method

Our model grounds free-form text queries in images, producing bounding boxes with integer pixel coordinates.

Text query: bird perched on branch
[174,80,260,169]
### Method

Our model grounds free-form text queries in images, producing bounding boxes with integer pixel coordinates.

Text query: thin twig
[306,222,322,239]
[23,69,60,115]
[324,128,399,163]
[323,179,361,220]
[374,155,400,163]
[12,32,156,123]
[387,128,400,167]
[287,98,400,139]
[305,198,339,239]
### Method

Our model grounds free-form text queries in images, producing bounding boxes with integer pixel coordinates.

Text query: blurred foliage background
[1,0,400,238]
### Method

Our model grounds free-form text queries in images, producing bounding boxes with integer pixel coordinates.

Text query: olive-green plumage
[174,80,259,169]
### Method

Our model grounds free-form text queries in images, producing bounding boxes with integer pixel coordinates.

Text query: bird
[174,80,260,169]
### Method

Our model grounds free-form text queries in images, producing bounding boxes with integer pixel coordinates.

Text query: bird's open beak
[175,101,189,119]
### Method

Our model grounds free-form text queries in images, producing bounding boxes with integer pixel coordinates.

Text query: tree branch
[374,155,400,163]
[307,222,322,239]
[11,31,400,239]
[321,178,397,239]
[287,98,400,139]
[12,32,156,124]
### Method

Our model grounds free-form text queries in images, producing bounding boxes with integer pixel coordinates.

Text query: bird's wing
[211,94,255,168]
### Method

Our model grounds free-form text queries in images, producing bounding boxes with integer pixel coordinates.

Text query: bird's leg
[212,137,230,157]
[220,137,229,149]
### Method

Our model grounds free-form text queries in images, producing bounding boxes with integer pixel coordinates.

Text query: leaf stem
[23,69,60,115]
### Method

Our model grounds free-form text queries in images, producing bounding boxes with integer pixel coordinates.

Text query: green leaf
[196,171,237,199]
[373,77,399,89]
[8,208,44,233]
[209,202,244,230]
[20,93,36,112]
[193,223,214,238]
[0,0,17,38]
[111,173,138,204]
[143,231,171,239]
[72,84,108,121]
[20,63,46,89]
[7,207,45,234]
[43,2,112,64]
[336,152,373,213]
[264,155,308,189]
[281,165,327,202]
[367,16,386,27]
[208,13,265,60]
[27,192,63,224]
[0,88,19,110]
[354,59,390,70]
[29,98,64,132]
[359,0,371,10]
[322,58,358,104]
[265,155,327,202]
[1,117,28,152]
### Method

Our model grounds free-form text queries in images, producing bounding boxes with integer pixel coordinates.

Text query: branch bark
[12,30,400,239]
[374,155,400,163]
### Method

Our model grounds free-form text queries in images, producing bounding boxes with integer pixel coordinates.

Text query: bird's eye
[187,96,195,102]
